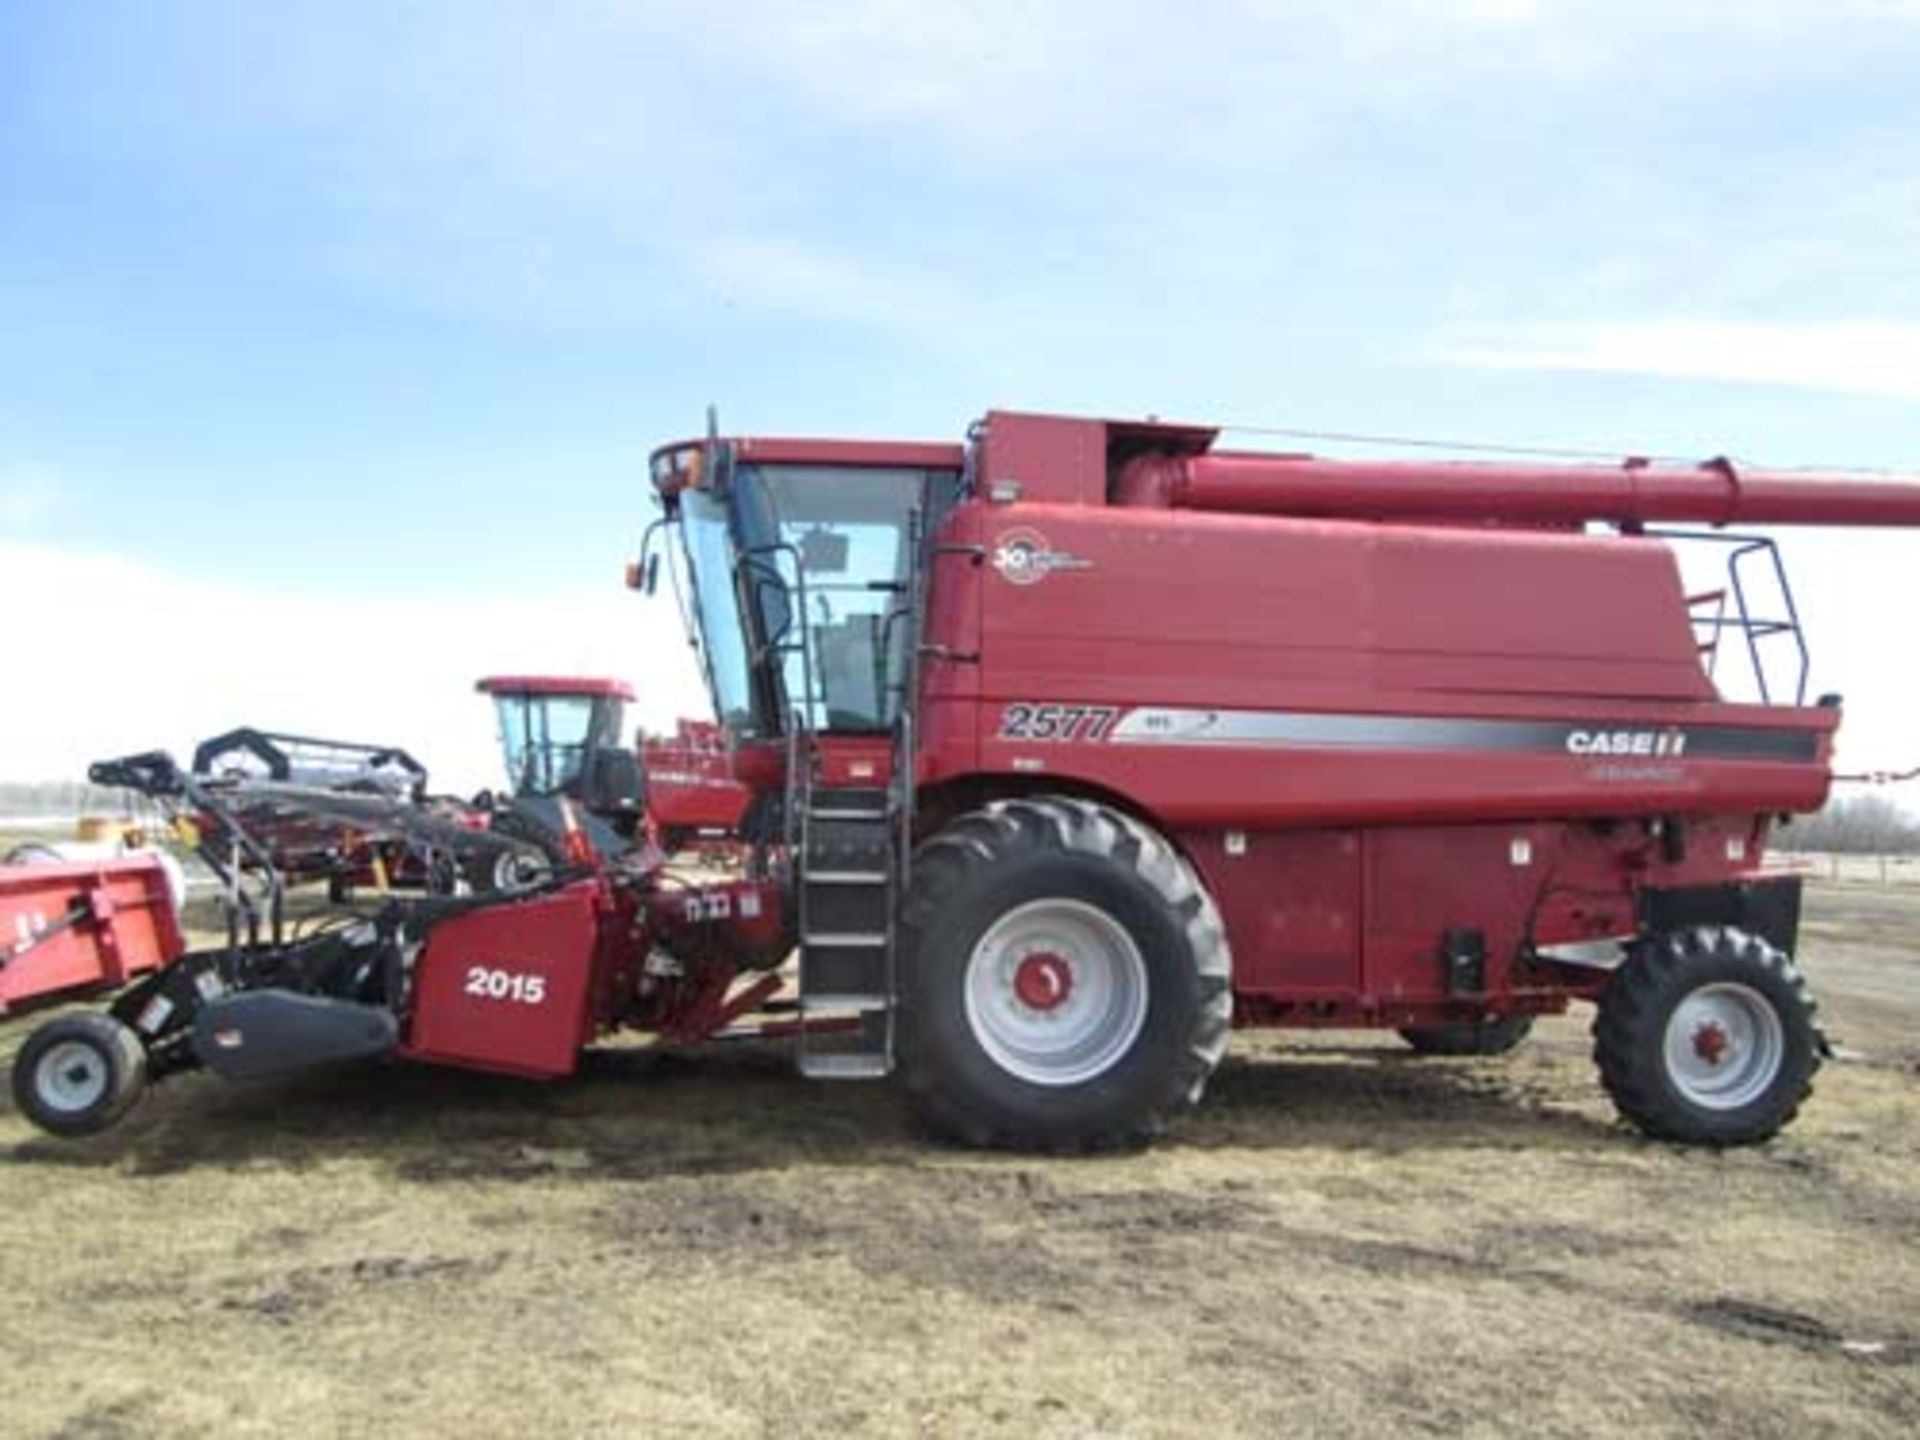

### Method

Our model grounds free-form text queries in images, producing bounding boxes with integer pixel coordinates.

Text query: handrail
[1660,530,1809,706]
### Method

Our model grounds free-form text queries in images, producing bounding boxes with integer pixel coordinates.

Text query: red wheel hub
[1013,952,1074,1012]
[1692,1020,1730,1065]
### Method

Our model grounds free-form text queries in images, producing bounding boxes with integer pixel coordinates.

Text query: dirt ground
[1,880,1915,1439]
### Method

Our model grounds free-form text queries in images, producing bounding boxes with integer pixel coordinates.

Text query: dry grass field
[1,879,1915,1438]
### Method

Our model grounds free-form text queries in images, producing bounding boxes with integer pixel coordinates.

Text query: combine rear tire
[1399,1015,1534,1056]
[1594,927,1820,1146]
[11,1013,149,1137]
[898,797,1231,1151]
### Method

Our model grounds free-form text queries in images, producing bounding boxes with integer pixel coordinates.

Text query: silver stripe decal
[1107,708,1818,761]
[1112,710,1538,748]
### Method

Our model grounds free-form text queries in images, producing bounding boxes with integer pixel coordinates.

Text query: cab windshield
[673,459,933,739]
[679,485,759,734]
[492,693,616,795]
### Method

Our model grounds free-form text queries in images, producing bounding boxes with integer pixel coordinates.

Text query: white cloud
[1758,528,1920,786]
[0,540,709,791]
[12,0,1886,383]
[1436,320,1920,403]
[0,465,63,532]
[695,238,966,339]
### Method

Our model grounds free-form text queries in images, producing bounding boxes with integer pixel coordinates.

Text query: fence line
[1773,852,1920,888]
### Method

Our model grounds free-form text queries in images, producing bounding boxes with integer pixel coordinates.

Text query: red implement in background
[642,719,751,846]
[0,857,184,1015]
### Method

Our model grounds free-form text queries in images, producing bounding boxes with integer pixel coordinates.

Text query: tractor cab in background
[475,675,646,838]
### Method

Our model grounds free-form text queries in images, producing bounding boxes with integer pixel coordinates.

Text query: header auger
[14,409,1920,1151]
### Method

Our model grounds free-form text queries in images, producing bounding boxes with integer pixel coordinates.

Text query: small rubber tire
[463,808,565,894]
[898,797,1232,1152]
[1594,926,1821,1146]
[11,1013,149,1137]
[464,845,554,895]
[1399,1015,1534,1056]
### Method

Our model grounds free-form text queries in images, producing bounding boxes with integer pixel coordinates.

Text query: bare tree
[1781,794,1920,855]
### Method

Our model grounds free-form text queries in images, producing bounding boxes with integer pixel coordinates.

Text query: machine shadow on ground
[3,1026,1629,1185]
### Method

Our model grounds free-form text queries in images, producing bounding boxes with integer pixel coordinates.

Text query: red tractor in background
[474,675,647,846]
[14,409,1920,1152]
[477,675,750,853]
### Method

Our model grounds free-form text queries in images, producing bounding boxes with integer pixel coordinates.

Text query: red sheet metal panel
[401,882,602,1078]
[0,857,184,1014]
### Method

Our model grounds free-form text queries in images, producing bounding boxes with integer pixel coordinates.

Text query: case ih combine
[13,410,1920,1151]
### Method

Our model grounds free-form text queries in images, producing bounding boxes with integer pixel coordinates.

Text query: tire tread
[898,796,1231,1151]
[1592,925,1821,1146]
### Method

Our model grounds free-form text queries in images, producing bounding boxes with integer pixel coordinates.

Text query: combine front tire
[898,798,1231,1151]
[1594,927,1821,1146]
[11,1013,149,1137]
[1399,1015,1534,1056]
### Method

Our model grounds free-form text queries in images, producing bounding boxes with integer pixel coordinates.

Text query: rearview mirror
[799,526,850,574]
[628,518,665,594]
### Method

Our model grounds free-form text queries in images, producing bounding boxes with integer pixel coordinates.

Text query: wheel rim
[37,1040,110,1114]
[493,848,552,893]
[1662,982,1785,1110]
[963,898,1150,1087]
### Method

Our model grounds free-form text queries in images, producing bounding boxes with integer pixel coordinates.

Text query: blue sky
[3,1,1919,788]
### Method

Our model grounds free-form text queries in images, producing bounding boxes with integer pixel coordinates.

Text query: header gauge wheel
[12,1013,150,1137]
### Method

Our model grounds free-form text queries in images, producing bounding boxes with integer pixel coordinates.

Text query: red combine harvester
[13,410,1920,1151]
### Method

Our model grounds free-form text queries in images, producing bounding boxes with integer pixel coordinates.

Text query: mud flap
[1638,876,1803,960]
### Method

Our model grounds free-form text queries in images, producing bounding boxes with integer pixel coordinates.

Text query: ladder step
[796,786,895,1080]
[802,943,888,995]
[800,993,890,1013]
[798,1052,893,1080]
[811,786,889,806]
[804,884,892,936]
[806,815,892,868]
